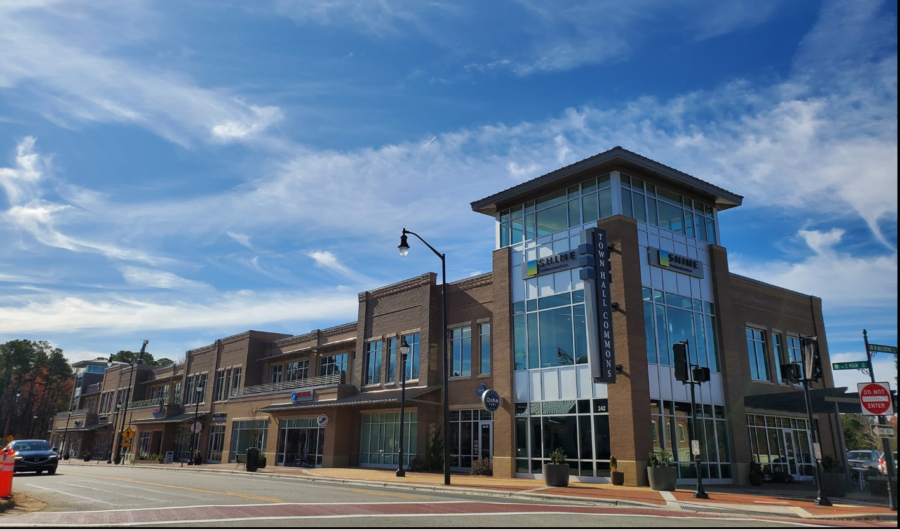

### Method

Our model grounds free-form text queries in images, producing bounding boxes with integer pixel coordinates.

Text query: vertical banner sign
[579,227,616,384]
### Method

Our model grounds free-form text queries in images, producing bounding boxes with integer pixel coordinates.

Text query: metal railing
[56,409,90,418]
[232,373,344,397]
[127,398,166,409]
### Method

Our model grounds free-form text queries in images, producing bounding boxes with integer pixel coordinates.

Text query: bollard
[0,449,14,498]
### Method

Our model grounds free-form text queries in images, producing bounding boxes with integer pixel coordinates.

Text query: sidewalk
[57,460,897,522]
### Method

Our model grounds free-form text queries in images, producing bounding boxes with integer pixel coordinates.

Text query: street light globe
[399,337,411,356]
[398,233,410,257]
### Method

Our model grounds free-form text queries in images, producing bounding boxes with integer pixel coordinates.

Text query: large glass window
[213,369,225,402]
[512,290,587,370]
[449,409,493,469]
[270,364,283,384]
[479,324,491,375]
[386,337,397,383]
[514,400,609,477]
[365,341,382,385]
[746,415,814,478]
[499,175,612,246]
[450,327,472,377]
[230,367,242,397]
[359,412,417,467]
[403,333,420,380]
[746,328,770,381]
[622,176,717,244]
[653,399,731,479]
[642,288,718,370]
[276,419,325,467]
[319,353,348,377]
[229,420,267,462]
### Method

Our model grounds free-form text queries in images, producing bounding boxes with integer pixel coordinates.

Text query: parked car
[847,449,881,473]
[1,439,59,474]
[879,451,898,476]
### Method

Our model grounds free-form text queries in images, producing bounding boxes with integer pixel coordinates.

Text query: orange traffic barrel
[0,449,14,498]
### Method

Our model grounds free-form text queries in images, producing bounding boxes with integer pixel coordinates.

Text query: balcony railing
[128,398,166,409]
[233,373,345,397]
[56,408,90,418]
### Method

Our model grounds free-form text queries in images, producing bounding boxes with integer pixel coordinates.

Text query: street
[0,465,819,528]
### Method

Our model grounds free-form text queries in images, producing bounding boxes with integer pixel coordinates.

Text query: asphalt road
[0,465,817,527]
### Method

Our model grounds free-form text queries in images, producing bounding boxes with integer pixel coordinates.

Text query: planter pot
[258,457,267,469]
[83,455,90,462]
[611,471,625,485]
[748,473,763,487]
[869,477,897,498]
[820,472,846,498]
[647,467,677,491]
[542,463,570,487]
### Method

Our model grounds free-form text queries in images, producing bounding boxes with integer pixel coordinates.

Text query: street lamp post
[112,340,148,465]
[60,412,72,460]
[107,402,122,463]
[189,384,204,466]
[397,337,411,478]
[30,415,38,439]
[398,228,450,486]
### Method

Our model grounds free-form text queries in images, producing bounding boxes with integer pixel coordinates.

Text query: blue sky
[0,0,896,391]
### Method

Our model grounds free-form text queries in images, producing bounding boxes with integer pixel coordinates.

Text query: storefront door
[276,419,324,467]
[782,428,813,481]
[478,420,492,460]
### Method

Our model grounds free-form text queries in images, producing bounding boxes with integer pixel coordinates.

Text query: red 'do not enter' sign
[858,382,894,416]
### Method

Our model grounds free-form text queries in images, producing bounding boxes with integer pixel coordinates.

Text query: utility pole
[863,330,896,511]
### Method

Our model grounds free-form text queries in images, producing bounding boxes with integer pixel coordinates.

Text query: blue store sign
[481,389,501,412]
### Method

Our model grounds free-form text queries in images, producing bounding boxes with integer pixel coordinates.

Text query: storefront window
[359,411,417,467]
[514,399,609,477]
[277,418,324,467]
[229,420,267,462]
[652,400,730,479]
[449,409,493,470]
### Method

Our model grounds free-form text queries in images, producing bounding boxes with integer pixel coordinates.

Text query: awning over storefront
[50,422,112,432]
[744,387,898,414]
[133,412,209,425]
[258,386,440,413]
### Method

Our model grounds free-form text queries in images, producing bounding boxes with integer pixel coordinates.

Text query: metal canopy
[744,387,899,415]
[258,385,440,413]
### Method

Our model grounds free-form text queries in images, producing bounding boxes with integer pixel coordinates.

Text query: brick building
[50,146,841,486]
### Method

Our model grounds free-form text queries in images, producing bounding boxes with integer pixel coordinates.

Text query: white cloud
[307,250,373,285]
[120,266,208,290]
[730,229,897,309]
[226,231,254,250]
[0,288,359,334]
[0,2,282,146]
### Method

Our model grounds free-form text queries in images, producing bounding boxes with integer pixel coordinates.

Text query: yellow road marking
[193,472,429,499]
[66,472,283,503]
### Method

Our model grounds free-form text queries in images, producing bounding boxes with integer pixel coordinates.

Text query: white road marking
[75,479,212,501]
[26,484,115,505]
[6,511,822,528]
[62,483,166,503]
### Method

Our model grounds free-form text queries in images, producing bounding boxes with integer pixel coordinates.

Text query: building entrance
[276,419,324,467]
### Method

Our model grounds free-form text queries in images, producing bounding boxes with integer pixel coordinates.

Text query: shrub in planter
[748,461,763,487]
[610,456,625,485]
[258,453,267,469]
[647,449,676,491]
[471,458,493,476]
[83,451,91,462]
[543,448,570,487]
[819,455,846,498]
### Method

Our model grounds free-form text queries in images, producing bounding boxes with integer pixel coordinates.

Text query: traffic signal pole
[799,336,831,507]
[863,330,896,511]
[675,341,708,499]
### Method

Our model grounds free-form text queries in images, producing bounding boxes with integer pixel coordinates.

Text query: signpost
[121,427,135,441]
[872,425,895,438]
[858,382,894,416]
[832,361,869,371]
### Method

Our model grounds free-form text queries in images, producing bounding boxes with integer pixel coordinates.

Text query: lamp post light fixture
[398,228,450,486]
[189,384,204,466]
[396,337,411,478]
[112,340,148,465]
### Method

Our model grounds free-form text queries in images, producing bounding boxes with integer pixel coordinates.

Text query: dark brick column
[491,246,514,478]
[597,215,652,486]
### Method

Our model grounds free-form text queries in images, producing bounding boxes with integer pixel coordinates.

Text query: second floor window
[320,353,347,377]
[213,370,225,402]
[173,382,182,404]
[450,327,472,377]
[270,364,283,384]
[365,341,382,386]
[231,367,242,397]
[746,328,769,381]
[479,324,491,375]
[285,360,308,381]
[185,376,194,404]
[387,338,397,383]
[195,373,208,403]
[404,333,420,380]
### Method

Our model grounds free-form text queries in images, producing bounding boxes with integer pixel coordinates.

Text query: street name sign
[858,382,894,416]
[868,344,898,355]
[833,361,869,370]
[872,425,895,438]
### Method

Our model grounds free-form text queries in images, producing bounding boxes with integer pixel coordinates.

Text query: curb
[58,462,896,521]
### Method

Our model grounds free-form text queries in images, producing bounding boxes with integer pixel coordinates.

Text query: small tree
[424,424,444,472]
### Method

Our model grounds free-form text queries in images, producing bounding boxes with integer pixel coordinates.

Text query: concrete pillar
[491,246,514,478]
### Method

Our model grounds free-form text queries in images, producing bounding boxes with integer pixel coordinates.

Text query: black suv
[2,439,59,474]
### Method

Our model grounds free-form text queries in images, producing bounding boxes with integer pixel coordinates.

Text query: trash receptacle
[246,447,259,472]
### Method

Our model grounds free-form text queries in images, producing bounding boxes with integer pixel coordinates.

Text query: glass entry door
[783,429,813,481]
[478,420,493,460]
[277,424,324,467]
